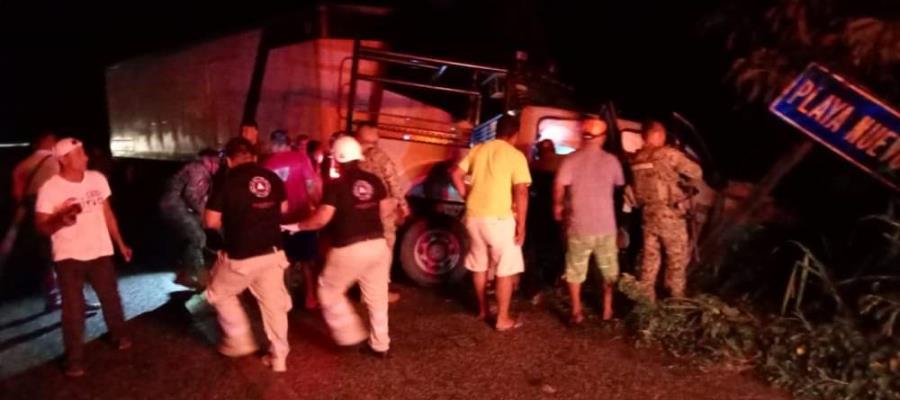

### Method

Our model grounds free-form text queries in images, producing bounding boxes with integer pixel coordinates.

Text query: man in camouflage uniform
[355,122,410,248]
[160,149,220,288]
[355,122,409,303]
[626,121,702,302]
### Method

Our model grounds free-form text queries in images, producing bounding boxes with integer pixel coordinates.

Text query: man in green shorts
[554,118,625,323]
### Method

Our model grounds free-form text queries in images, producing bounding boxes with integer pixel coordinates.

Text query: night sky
[1,1,726,145]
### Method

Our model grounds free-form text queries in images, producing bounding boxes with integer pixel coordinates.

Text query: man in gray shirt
[554,118,624,323]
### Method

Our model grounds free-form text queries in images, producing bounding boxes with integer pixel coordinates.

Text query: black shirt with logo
[321,166,387,248]
[207,163,286,260]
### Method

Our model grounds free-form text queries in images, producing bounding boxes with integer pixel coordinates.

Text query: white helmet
[332,136,364,163]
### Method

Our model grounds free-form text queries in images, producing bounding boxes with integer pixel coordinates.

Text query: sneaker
[218,338,258,358]
[359,344,390,359]
[261,354,287,372]
[63,363,85,378]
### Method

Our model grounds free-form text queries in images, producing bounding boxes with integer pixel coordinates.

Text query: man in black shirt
[204,137,292,372]
[294,136,394,357]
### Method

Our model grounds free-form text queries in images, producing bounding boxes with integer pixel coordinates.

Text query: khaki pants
[206,250,291,359]
[318,239,391,352]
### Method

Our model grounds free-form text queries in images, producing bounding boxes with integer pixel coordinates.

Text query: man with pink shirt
[554,118,625,323]
[261,129,321,309]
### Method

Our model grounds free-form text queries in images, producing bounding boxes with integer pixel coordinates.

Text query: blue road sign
[770,63,900,191]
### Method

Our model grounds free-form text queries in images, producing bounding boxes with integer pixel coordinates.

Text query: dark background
[0,0,895,238]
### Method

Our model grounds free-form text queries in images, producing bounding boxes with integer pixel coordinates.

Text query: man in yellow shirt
[451,114,531,331]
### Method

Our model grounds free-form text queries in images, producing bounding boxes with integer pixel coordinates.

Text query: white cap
[332,136,364,163]
[53,137,83,158]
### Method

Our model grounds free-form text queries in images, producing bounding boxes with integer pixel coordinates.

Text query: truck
[105,7,736,286]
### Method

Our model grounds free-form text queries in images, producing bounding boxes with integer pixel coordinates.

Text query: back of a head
[270,129,289,149]
[33,130,57,150]
[224,137,256,160]
[495,114,520,139]
[197,148,219,159]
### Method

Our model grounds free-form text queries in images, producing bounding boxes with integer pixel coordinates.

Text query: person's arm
[297,205,336,231]
[451,149,474,199]
[182,165,209,213]
[377,150,410,218]
[11,166,26,204]
[553,178,566,222]
[511,152,532,246]
[513,184,529,246]
[450,166,467,199]
[104,200,133,262]
[204,210,222,230]
[553,159,571,222]
[35,208,78,236]
[672,150,703,181]
[380,197,399,223]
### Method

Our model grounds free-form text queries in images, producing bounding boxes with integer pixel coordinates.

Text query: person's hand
[119,244,133,263]
[396,203,411,225]
[553,204,564,222]
[514,222,526,246]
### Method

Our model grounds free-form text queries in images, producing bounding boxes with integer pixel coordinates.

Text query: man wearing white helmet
[294,135,394,357]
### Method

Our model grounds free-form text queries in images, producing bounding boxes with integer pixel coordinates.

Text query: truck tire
[399,215,469,286]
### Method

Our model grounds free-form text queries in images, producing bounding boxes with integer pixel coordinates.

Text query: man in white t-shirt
[35,138,133,378]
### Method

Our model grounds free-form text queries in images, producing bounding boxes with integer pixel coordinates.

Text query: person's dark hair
[197,148,220,159]
[642,119,665,133]
[270,129,289,145]
[224,137,256,158]
[32,130,56,148]
[356,120,377,130]
[241,120,258,129]
[495,114,520,139]
[307,140,322,157]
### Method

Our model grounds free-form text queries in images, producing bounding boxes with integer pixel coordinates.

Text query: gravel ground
[0,284,789,400]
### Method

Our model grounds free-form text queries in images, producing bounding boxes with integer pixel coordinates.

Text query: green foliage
[778,241,846,316]
[760,319,900,400]
[860,295,900,337]
[707,0,900,104]
[625,294,759,366]
[623,213,900,399]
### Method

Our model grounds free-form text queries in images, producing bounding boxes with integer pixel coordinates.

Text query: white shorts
[464,217,524,278]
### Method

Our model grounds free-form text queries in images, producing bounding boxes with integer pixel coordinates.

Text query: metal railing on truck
[343,39,508,146]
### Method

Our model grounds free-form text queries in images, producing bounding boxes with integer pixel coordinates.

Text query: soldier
[355,122,409,303]
[626,120,703,302]
[354,122,410,249]
[293,136,394,357]
[159,149,220,289]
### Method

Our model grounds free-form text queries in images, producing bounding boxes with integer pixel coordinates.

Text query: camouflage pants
[638,206,689,301]
[162,209,206,277]
[382,210,398,250]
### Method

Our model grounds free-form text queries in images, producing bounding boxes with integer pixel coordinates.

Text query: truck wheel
[399,215,469,287]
